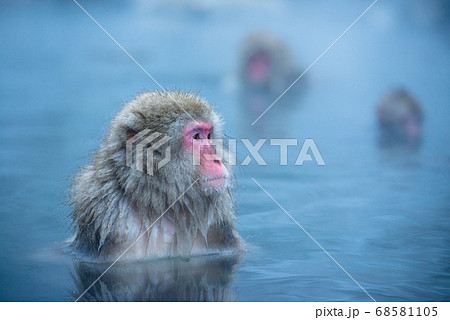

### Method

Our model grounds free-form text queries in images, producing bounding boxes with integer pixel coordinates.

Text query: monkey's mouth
[202,175,227,188]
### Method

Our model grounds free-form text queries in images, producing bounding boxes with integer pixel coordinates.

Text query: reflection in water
[377,130,422,153]
[239,90,303,137]
[71,254,244,302]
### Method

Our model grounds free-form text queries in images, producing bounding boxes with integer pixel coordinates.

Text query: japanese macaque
[69,91,244,262]
[238,33,303,131]
[239,32,299,94]
[376,88,423,145]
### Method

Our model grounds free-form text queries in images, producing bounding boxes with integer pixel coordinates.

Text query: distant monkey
[239,32,299,94]
[376,88,423,142]
[69,91,244,261]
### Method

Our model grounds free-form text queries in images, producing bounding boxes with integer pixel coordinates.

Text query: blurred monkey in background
[376,88,423,148]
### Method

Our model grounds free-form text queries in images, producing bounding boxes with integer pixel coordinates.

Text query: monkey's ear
[127,129,137,140]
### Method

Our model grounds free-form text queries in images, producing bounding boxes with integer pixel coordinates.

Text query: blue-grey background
[0,0,449,301]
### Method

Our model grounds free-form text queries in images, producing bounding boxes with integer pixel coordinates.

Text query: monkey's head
[377,88,423,139]
[103,91,231,203]
[246,49,272,84]
[240,32,293,90]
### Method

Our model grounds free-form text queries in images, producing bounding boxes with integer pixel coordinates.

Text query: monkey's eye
[207,132,212,140]
[127,129,137,140]
[193,133,200,140]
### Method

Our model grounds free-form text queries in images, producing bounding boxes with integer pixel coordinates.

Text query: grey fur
[69,91,244,262]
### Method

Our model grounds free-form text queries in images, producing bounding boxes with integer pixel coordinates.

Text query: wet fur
[69,91,244,261]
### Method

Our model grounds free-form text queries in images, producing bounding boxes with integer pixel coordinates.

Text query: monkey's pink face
[183,121,228,189]
[404,114,420,139]
[247,51,271,82]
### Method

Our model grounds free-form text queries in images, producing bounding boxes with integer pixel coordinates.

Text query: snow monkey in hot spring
[69,91,244,261]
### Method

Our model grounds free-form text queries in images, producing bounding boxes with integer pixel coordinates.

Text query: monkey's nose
[204,152,223,165]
